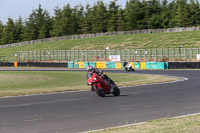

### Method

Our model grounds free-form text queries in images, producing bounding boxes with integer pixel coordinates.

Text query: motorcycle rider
[87,65,114,93]
[123,61,135,71]
[87,65,100,91]
[123,61,128,68]
[87,65,100,80]
[99,69,114,84]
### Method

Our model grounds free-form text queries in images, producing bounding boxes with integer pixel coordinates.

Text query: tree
[62,4,77,35]
[92,0,108,33]
[2,18,15,44]
[0,21,4,45]
[124,0,144,30]
[117,9,126,31]
[147,0,162,29]
[149,14,162,29]
[168,0,176,27]
[50,6,63,36]
[23,4,52,40]
[160,0,171,28]
[107,0,120,32]
[14,16,24,42]
[188,0,200,26]
[170,0,189,27]
[80,4,93,34]
[71,5,83,34]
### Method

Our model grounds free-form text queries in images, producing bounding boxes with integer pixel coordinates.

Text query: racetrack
[0,69,200,133]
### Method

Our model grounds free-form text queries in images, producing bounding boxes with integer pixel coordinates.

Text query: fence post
[48,50,50,60]
[95,50,97,60]
[100,50,102,60]
[32,51,33,61]
[131,49,133,60]
[23,52,25,61]
[52,50,54,61]
[104,49,106,60]
[60,50,62,61]
[128,49,130,60]
[86,50,88,61]
[39,50,40,61]
[155,49,157,60]
[36,51,37,61]
[27,51,29,61]
[184,48,186,59]
[18,52,20,61]
[77,50,79,61]
[55,50,57,60]
[64,50,66,61]
[124,49,126,61]
[68,50,70,61]
[167,48,169,59]
[44,50,46,61]
[149,49,151,59]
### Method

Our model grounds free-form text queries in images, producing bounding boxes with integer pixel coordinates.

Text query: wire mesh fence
[0,56,8,62]
[14,48,200,62]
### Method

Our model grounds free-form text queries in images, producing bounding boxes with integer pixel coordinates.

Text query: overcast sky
[0,0,127,25]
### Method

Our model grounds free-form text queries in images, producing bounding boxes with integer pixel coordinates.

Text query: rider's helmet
[87,65,94,72]
[123,61,128,67]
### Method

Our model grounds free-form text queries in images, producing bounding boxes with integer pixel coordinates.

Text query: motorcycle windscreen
[87,72,93,80]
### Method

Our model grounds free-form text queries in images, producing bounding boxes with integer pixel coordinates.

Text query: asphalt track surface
[0,68,200,133]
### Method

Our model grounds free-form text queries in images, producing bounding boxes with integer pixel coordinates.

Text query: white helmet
[87,65,94,72]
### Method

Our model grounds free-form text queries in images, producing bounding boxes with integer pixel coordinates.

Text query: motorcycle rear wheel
[131,67,135,71]
[93,85,105,97]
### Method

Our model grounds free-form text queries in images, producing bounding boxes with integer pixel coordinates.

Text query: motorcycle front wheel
[93,85,105,97]
[112,84,120,96]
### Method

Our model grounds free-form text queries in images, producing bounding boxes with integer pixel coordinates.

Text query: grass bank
[1,30,200,60]
[0,71,177,97]
[90,114,200,133]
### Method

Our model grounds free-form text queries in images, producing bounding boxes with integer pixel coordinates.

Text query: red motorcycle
[87,72,120,97]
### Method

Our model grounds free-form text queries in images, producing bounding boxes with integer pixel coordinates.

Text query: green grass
[90,114,200,133]
[1,30,200,60]
[0,71,176,97]
[0,30,198,132]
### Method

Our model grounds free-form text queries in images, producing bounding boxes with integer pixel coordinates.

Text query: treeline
[1,0,200,45]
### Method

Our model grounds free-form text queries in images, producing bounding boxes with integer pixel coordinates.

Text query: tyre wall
[168,62,200,69]
[17,62,68,67]
[2,61,200,69]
